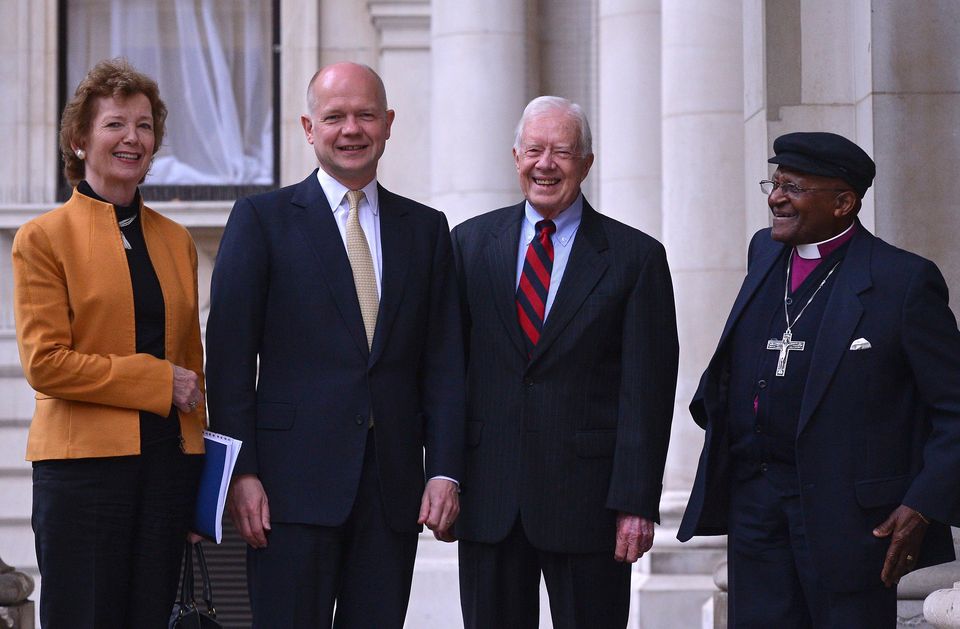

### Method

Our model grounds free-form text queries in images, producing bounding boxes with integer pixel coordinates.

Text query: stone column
[0,0,57,204]
[868,0,960,296]
[0,229,15,333]
[0,557,34,629]
[636,1,744,628]
[864,3,960,622]
[661,0,745,519]
[319,0,378,68]
[279,0,322,185]
[430,0,529,225]
[758,0,874,228]
[369,0,432,202]
[597,0,661,236]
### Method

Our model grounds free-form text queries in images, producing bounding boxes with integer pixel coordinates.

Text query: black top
[77,181,180,447]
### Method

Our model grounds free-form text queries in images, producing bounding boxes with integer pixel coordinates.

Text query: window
[59,0,279,201]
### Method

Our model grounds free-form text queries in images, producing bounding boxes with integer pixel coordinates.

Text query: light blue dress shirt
[514,195,584,321]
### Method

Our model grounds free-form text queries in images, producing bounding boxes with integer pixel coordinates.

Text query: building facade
[1,0,959,626]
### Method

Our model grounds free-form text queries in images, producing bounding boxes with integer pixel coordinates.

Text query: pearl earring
[75,149,86,160]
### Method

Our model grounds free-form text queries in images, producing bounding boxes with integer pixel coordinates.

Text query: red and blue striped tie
[516,220,556,357]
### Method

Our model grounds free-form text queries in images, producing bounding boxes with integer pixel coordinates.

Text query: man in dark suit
[679,132,960,627]
[452,96,679,629]
[205,62,464,628]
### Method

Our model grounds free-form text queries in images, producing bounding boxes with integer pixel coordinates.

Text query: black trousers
[32,438,203,629]
[247,431,419,629]
[727,473,897,628]
[459,518,631,629]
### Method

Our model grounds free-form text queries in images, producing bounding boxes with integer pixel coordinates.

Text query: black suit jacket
[679,223,960,591]
[206,171,464,533]
[451,200,678,553]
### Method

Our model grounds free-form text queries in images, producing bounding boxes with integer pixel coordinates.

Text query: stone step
[0,419,29,471]
[647,548,727,576]
[0,475,32,517]
[0,333,21,366]
[633,573,716,629]
[407,536,463,628]
[0,518,36,574]
[0,375,35,420]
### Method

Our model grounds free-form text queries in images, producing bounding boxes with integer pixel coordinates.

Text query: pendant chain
[783,251,841,333]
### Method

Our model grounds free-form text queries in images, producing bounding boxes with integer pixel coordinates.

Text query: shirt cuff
[429,475,459,487]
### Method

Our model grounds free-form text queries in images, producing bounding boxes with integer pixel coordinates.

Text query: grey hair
[513,96,593,156]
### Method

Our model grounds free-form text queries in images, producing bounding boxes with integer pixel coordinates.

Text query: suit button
[523,378,534,387]
[785,297,793,306]
[355,415,365,425]
[760,462,769,473]
[758,379,767,389]
[754,424,762,434]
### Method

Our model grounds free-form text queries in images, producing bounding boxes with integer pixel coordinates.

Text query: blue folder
[192,431,242,543]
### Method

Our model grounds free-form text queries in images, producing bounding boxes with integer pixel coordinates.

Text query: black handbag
[169,541,223,628]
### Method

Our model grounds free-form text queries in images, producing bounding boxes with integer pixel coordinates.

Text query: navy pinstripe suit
[452,200,678,626]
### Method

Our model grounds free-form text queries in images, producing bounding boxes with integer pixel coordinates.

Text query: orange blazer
[12,189,206,460]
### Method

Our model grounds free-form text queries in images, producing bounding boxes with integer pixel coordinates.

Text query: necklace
[118,214,137,250]
[766,252,841,377]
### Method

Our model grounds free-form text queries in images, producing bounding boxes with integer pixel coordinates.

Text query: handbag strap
[179,541,195,607]
[194,542,217,618]
[172,540,197,623]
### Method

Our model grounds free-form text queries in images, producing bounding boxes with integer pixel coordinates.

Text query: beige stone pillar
[0,230,15,333]
[632,2,744,627]
[369,0,432,202]
[430,0,529,225]
[759,0,875,229]
[661,0,745,509]
[319,0,378,68]
[866,2,960,621]
[597,0,661,236]
[279,0,322,185]
[0,0,57,205]
[869,0,960,295]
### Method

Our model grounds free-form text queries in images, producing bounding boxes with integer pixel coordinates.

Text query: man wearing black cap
[679,131,960,627]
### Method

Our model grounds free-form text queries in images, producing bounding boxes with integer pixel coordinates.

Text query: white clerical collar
[795,222,856,260]
[316,168,380,216]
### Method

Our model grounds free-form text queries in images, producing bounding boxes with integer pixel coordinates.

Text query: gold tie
[345,189,378,350]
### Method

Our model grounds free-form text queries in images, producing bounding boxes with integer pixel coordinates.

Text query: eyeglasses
[759,180,852,196]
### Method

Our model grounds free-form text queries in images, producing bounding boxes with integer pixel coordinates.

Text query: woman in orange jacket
[12,58,206,629]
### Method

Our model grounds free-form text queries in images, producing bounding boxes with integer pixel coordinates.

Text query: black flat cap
[769,131,876,197]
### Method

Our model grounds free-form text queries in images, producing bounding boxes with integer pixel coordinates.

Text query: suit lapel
[484,203,528,359]
[797,225,873,433]
[529,203,609,365]
[694,232,783,412]
[291,172,370,357]
[716,235,784,355]
[369,186,410,366]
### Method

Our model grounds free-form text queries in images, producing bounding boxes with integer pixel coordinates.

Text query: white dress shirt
[316,169,383,298]
[315,168,458,487]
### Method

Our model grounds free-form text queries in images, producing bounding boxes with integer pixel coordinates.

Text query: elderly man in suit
[205,62,464,628]
[679,132,960,628]
[451,96,679,629]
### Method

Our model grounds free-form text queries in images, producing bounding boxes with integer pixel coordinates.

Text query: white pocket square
[849,338,872,351]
